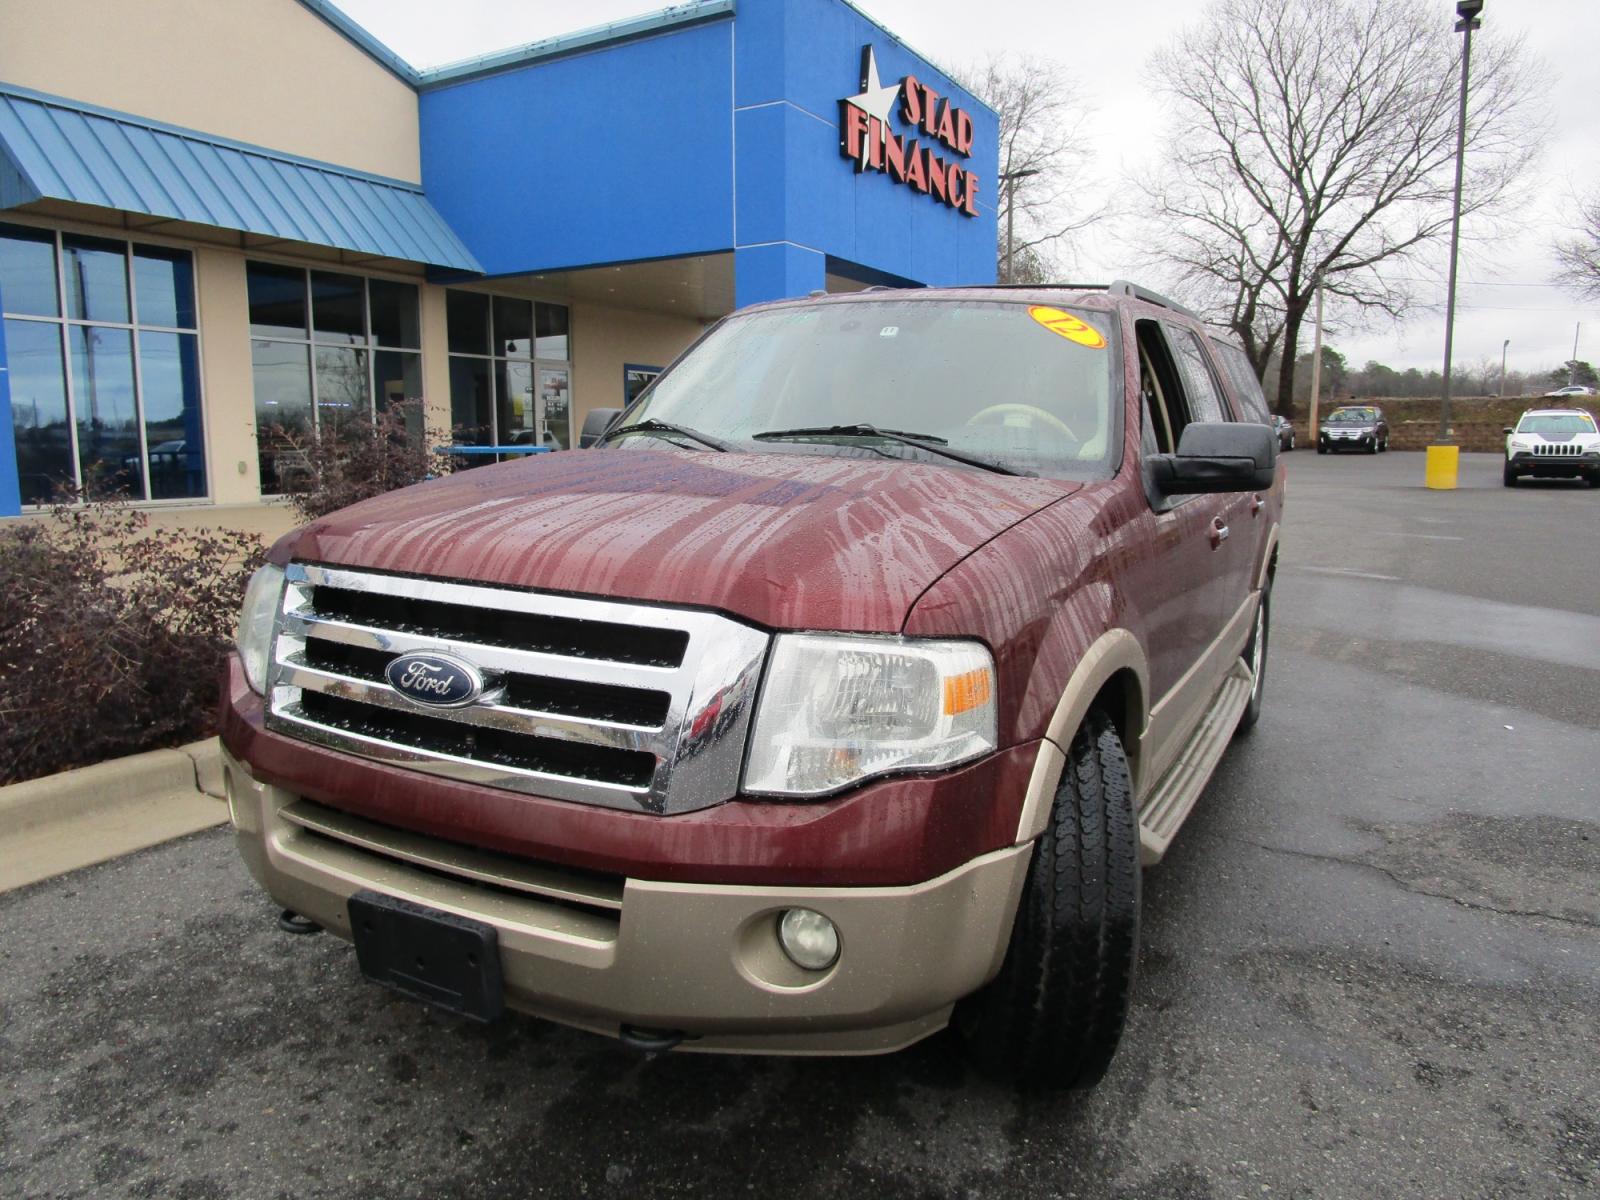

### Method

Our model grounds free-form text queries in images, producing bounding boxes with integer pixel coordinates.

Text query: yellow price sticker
[1028,306,1107,349]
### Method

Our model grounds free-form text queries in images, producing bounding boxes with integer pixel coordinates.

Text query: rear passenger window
[1212,341,1272,424]
[1166,327,1226,423]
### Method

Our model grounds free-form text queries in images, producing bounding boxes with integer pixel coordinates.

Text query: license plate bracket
[348,891,504,1023]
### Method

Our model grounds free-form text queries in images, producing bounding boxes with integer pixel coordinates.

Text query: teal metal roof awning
[0,84,482,273]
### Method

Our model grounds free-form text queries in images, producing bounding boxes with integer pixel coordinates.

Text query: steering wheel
[965,403,1078,441]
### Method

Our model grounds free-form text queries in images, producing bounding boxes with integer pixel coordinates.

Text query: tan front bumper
[224,749,1033,1055]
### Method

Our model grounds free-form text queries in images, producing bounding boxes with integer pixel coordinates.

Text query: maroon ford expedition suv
[222,281,1283,1088]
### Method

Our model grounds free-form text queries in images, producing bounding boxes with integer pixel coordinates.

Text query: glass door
[537,364,571,449]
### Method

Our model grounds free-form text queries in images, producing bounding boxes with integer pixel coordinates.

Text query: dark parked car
[1317,405,1389,454]
[1270,415,1295,451]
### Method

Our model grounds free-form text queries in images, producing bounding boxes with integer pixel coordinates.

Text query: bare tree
[1553,195,1600,299]
[1140,167,1292,380]
[1140,0,1541,414]
[964,56,1103,283]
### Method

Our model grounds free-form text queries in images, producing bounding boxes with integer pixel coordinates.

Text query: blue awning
[0,84,482,273]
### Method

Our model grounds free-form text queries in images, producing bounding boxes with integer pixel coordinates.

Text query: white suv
[1503,408,1600,488]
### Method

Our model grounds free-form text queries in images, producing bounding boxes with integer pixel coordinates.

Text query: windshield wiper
[597,418,730,452]
[752,424,1034,477]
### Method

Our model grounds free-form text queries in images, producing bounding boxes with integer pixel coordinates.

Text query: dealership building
[0,0,998,519]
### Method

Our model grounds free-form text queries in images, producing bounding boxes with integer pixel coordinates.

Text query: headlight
[1508,437,1532,450]
[743,634,998,797]
[235,564,285,694]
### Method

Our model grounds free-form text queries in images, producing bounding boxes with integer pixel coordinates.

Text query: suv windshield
[1517,414,1595,438]
[620,300,1120,478]
[1327,409,1375,424]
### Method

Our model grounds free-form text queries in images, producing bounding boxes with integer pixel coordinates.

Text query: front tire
[1317,445,1327,455]
[1503,463,1517,487]
[956,711,1140,1089]
[1237,584,1270,734]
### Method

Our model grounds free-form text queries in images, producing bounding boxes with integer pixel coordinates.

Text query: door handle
[1250,494,1264,516]
[1210,519,1230,547]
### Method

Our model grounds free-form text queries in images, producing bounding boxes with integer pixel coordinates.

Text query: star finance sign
[838,46,980,218]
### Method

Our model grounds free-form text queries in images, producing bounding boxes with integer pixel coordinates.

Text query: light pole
[999,168,1040,284]
[1499,338,1509,397]
[1438,0,1481,443]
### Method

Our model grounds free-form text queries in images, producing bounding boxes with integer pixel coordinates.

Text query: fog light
[776,908,840,971]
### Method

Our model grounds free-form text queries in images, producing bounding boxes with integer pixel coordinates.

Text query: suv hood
[273,449,1075,631]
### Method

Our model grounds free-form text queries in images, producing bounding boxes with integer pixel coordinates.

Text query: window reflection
[311,271,365,344]
[139,332,206,499]
[4,229,203,503]
[252,340,312,495]
[449,356,492,445]
[494,296,533,357]
[248,263,307,338]
[63,235,130,325]
[497,360,535,444]
[69,325,139,496]
[0,224,61,317]
[375,350,423,413]
[315,345,369,432]
[447,291,489,355]
[535,302,569,360]
[5,318,71,504]
[134,246,196,329]
[246,263,424,492]
[445,290,571,453]
[370,279,421,348]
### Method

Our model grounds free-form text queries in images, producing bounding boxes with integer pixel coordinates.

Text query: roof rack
[972,279,1201,320]
[976,282,1108,291]
[1107,280,1199,320]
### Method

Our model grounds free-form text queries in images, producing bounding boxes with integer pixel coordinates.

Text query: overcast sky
[339,0,1600,378]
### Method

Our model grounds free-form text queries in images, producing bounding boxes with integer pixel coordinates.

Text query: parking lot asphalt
[2,451,1597,1200]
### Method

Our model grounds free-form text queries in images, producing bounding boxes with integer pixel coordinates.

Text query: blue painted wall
[418,0,999,304]
[420,21,737,277]
[732,0,999,295]
[0,307,17,517]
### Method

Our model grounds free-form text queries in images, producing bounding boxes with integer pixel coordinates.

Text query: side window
[1136,319,1190,453]
[1166,325,1227,423]
[1212,341,1272,424]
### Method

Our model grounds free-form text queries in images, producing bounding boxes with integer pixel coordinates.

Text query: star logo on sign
[844,47,902,168]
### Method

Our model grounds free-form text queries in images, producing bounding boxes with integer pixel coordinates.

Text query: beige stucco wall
[418,286,452,438]
[0,0,420,182]
[569,302,704,433]
[193,249,259,504]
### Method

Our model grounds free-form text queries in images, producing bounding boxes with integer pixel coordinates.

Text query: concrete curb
[0,737,229,892]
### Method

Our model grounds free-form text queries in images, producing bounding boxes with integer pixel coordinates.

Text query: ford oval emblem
[385,652,484,708]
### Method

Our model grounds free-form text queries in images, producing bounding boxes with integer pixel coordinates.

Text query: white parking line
[1373,532,1465,541]
[1291,566,1401,581]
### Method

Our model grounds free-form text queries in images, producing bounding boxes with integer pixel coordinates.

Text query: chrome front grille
[264,563,770,814]
[1531,443,1581,457]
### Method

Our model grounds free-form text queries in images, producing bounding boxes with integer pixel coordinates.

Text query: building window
[446,290,572,454]
[624,364,662,406]
[246,262,422,494]
[1,223,205,504]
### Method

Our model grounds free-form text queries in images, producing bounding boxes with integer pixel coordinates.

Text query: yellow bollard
[1425,444,1459,490]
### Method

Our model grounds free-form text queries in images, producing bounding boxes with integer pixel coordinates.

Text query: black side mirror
[1149,421,1277,496]
[579,408,624,449]
[1501,426,1514,435]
